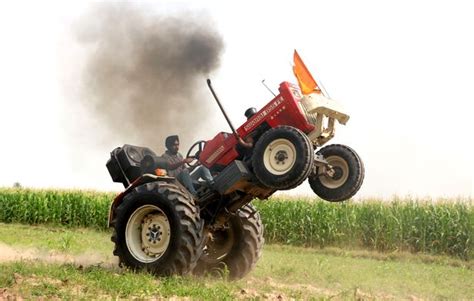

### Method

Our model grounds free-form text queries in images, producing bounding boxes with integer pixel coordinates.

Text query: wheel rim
[201,225,235,264]
[125,204,171,263]
[263,138,297,175]
[319,156,350,189]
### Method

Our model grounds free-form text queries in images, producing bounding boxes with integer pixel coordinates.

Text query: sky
[0,0,473,199]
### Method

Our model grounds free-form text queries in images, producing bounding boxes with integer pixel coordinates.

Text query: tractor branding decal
[244,97,284,132]
[206,145,225,164]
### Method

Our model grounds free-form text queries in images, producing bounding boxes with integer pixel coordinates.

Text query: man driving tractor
[161,135,214,195]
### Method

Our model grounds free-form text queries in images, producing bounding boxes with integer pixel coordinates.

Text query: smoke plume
[75,2,224,151]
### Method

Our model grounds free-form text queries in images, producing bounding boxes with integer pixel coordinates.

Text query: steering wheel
[186,140,207,168]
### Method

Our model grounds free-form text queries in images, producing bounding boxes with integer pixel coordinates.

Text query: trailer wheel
[252,126,314,190]
[194,204,264,280]
[110,181,203,276]
[308,144,364,202]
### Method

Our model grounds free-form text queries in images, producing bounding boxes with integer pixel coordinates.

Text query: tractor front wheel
[252,126,314,190]
[308,144,364,202]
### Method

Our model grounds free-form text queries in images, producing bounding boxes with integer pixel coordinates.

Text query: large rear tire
[308,144,364,202]
[194,204,264,280]
[111,181,203,276]
[252,126,314,190]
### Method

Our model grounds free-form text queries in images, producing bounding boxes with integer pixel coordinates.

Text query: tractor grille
[298,101,318,126]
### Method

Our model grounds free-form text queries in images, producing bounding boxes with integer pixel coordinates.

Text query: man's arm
[163,153,193,170]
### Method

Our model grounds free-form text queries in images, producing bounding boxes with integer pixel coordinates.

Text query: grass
[0,223,111,255]
[0,223,473,300]
[255,245,473,300]
[0,262,236,300]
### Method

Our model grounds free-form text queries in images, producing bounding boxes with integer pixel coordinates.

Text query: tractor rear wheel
[194,204,264,279]
[110,181,203,276]
[252,126,314,190]
[308,144,364,202]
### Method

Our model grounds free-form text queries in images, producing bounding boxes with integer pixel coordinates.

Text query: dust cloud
[0,243,115,268]
[75,2,224,149]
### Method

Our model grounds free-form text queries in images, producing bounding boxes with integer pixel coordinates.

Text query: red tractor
[106,53,364,279]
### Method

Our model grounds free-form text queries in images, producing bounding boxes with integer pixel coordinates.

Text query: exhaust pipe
[206,79,239,139]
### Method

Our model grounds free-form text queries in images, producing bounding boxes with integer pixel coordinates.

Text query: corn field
[0,188,472,260]
[255,197,473,260]
[0,188,112,229]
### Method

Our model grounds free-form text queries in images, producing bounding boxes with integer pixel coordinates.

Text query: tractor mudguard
[107,174,177,227]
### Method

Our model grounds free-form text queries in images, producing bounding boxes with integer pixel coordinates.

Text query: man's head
[165,135,180,154]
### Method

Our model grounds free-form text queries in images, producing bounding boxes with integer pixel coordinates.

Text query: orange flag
[293,50,321,95]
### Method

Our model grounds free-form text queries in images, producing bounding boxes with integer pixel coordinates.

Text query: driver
[162,135,213,195]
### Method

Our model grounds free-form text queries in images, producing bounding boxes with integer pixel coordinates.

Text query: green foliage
[256,197,473,260]
[0,188,112,229]
[0,188,472,259]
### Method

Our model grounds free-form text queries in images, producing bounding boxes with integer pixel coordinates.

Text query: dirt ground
[0,243,116,268]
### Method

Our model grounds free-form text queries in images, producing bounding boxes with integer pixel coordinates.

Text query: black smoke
[75,2,224,150]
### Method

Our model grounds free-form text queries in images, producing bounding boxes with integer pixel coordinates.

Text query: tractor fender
[107,174,176,227]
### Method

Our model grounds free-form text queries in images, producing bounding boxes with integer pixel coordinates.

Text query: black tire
[252,126,314,190]
[308,144,365,202]
[194,204,264,280]
[110,181,203,276]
